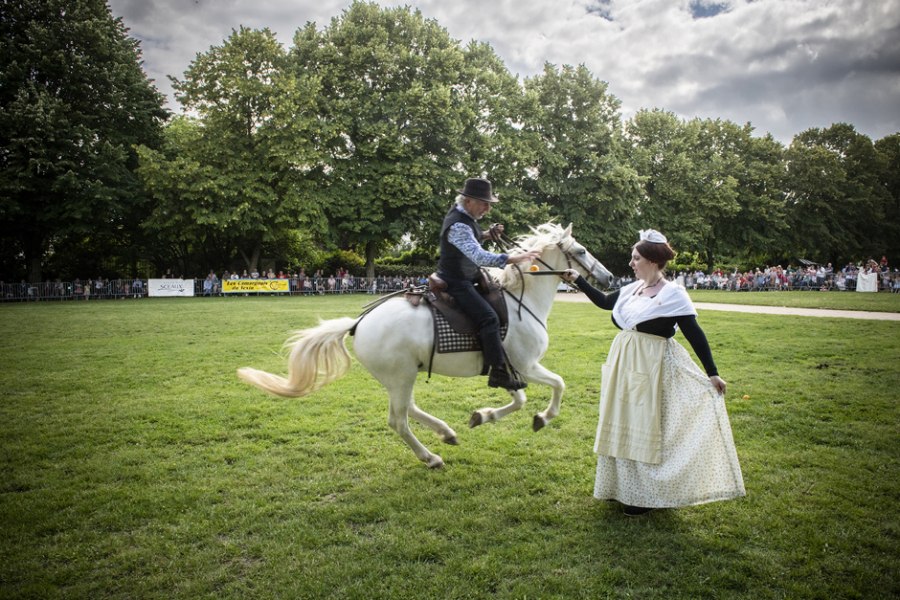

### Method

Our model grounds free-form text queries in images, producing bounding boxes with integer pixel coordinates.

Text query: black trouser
[442,275,504,367]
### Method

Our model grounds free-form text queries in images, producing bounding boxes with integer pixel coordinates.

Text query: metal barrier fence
[0,277,429,302]
[1,280,149,301]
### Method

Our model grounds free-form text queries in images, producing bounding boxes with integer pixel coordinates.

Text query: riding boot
[488,363,527,391]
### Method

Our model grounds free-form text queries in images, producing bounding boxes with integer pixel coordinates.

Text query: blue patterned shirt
[447,205,508,268]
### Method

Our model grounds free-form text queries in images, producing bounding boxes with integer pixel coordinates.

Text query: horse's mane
[490,222,570,292]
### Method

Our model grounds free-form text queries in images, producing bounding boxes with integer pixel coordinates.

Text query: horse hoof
[532,415,546,432]
[443,436,459,446]
[427,457,444,469]
[469,411,483,428]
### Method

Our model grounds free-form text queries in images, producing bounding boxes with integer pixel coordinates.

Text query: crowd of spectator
[4,256,899,302]
[671,256,900,293]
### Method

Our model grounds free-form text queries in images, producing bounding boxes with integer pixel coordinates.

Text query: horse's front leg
[468,389,527,428]
[408,400,459,446]
[519,362,565,432]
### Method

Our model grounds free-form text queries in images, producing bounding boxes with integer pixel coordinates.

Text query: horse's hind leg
[384,377,446,468]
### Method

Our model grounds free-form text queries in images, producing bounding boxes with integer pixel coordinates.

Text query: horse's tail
[237,317,358,398]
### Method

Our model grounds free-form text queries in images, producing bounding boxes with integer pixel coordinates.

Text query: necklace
[637,276,663,296]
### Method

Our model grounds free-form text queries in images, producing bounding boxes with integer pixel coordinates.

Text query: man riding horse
[437,178,542,391]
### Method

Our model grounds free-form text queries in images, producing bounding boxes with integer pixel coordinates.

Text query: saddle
[405,270,508,335]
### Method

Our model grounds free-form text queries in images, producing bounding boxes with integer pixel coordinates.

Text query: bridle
[489,227,596,283]
[554,236,597,281]
[488,227,599,329]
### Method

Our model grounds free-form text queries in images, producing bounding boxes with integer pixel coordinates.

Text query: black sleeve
[676,315,718,377]
[574,276,619,310]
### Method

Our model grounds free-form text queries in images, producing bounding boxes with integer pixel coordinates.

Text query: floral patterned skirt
[593,338,746,508]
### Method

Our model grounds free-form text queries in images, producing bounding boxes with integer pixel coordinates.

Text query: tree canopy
[521,63,643,267]
[2,0,898,281]
[785,123,892,265]
[291,3,493,277]
[627,111,789,271]
[135,26,322,275]
[0,0,167,281]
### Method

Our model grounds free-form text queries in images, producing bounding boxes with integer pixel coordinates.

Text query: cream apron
[594,330,666,464]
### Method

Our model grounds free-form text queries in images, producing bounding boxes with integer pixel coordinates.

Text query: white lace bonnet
[639,229,668,244]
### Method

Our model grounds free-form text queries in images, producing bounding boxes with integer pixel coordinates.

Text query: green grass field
[1,295,898,599]
[687,289,900,312]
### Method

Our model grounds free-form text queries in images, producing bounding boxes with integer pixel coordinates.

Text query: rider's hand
[484,223,504,241]
[506,250,542,265]
[562,268,579,282]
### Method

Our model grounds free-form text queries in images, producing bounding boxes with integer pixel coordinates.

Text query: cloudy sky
[108,0,900,144]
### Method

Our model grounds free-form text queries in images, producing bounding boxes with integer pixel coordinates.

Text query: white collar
[455,204,476,220]
[613,281,697,331]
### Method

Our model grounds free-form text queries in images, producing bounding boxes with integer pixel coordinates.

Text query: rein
[490,228,561,274]
[487,228,582,330]
[351,284,427,336]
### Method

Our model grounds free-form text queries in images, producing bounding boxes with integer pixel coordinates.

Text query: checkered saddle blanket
[430,304,508,354]
[396,272,509,358]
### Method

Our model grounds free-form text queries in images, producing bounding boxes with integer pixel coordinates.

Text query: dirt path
[553,292,900,321]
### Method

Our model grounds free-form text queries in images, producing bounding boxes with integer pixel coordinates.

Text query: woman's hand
[709,375,727,396]
[562,268,580,283]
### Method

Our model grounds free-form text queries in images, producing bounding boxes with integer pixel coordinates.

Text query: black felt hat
[457,178,499,203]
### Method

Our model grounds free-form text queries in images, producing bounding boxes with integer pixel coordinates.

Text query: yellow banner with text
[222,280,289,293]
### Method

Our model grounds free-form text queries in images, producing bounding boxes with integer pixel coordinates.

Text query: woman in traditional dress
[562,229,745,516]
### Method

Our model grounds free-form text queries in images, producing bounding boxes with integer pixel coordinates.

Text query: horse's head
[498,223,613,290]
[510,223,612,287]
[545,223,613,288]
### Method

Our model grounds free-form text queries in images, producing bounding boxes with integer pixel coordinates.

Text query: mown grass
[688,289,900,312]
[1,295,898,599]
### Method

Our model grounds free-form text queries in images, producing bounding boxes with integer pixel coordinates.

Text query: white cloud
[109,0,900,143]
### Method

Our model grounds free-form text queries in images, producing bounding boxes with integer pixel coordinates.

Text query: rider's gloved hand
[506,250,542,265]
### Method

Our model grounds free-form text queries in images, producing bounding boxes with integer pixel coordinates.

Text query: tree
[135,27,322,275]
[626,110,787,272]
[785,123,888,265]
[874,133,900,263]
[291,1,509,278]
[0,0,167,281]
[690,119,788,271]
[136,116,238,275]
[519,63,643,271]
[627,110,709,260]
[450,41,548,240]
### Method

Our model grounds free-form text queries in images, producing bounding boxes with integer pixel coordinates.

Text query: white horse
[238,223,612,468]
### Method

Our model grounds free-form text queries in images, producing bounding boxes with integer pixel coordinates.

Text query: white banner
[148,278,195,297]
[856,272,878,292]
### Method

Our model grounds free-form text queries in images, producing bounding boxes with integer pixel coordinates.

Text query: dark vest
[438,207,483,282]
